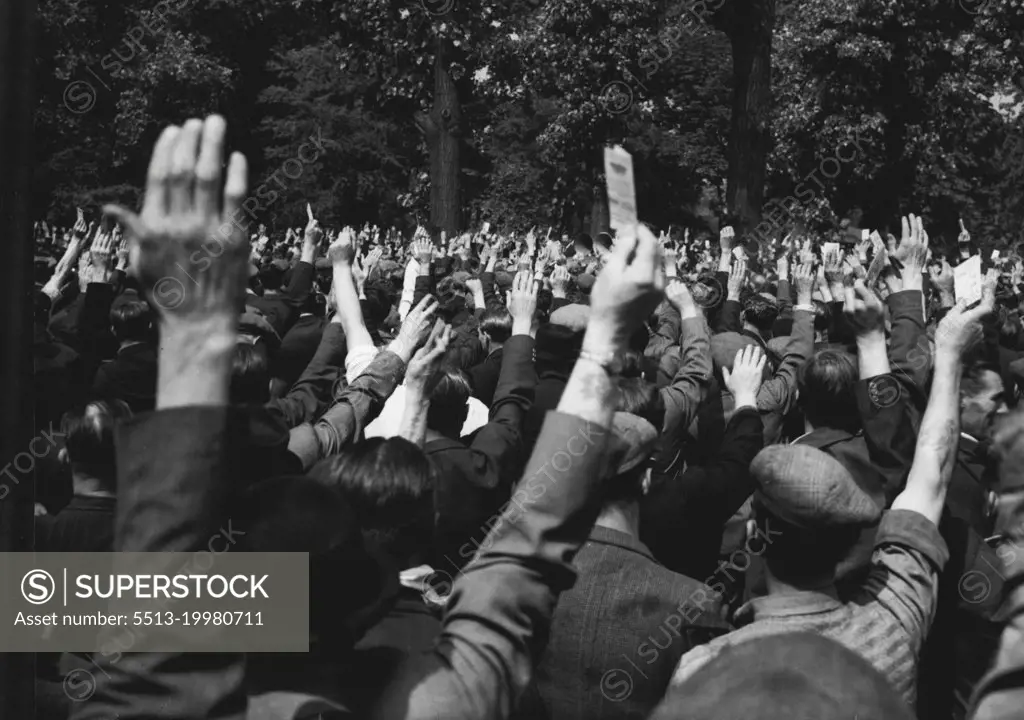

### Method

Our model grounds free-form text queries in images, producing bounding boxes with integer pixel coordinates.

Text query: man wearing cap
[670,284,996,706]
[517,413,729,720]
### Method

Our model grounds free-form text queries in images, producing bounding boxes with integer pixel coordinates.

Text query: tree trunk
[718,0,776,233]
[417,45,462,235]
[589,189,609,239]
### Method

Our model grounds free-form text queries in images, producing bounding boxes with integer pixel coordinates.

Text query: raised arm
[659,281,711,437]
[287,296,438,467]
[845,280,916,503]
[756,263,815,419]
[371,224,664,720]
[75,115,248,720]
[41,213,93,301]
[891,284,995,525]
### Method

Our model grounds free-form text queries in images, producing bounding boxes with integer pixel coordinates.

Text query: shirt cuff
[877,509,950,571]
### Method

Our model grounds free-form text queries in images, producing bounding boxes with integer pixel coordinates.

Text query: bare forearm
[157,322,237,409]
[333,264,374,349]
[857,332,891,379]
[398,391,430,446]
[892,353,961,523]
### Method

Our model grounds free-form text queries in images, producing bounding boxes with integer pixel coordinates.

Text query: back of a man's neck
[595,504,640,538]
[71,469,116,499]
[764,570,834,596]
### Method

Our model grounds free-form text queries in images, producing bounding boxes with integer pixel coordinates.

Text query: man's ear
[58,448,68,465]
[641,468,652,496]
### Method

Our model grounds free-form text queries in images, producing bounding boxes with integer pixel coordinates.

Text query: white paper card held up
[954,255,982,306]
[604,146,637,233]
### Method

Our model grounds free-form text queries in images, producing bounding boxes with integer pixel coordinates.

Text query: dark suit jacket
[35,495,115,552]
[468,347,504,406]
[642,407,764,582]
[518,525,729,720]
[93,342,158,413]
[247,261,315,337]
[428,335,535,570]
[275,314,327,386]
[70,407,247,720]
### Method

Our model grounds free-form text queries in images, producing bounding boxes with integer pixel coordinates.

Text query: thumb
[722,366,731,386]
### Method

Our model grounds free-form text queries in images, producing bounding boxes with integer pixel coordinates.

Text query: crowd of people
[26,113,1024,720]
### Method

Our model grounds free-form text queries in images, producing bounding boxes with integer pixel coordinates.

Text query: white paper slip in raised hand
[604,145,637,235]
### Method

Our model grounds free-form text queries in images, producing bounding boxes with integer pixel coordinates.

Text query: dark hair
[231,342,271,404]
[259,265,285,291]
[442,334,484,373]
[617,377,666,432]
[601,464,648,506]
[109,301,154,342]
[742,294,780,334]
[997,306,1020,347]
[61,399,133,472]
[309,438,435,568]
[757,510,860,584]
[427,370,472,434]
[961,361,1002,401]
[797,350,859,432]
[480,307,513,344]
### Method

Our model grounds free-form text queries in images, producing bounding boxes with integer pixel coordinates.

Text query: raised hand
[507,269,540,335]
[103,116,249,327]
[843,280,886,337]
[776,254,789,282]
[327,227,356,266]
[587,224,666,352]
[723,345,766,409]
[72,208,88,239]
[550,265,570,298]
[390,294,440,363]
[794,262,814,305]
[935,273,995,359]
[665,280,699,319]
[405,319,452,394]
[412,238,433,267]
[727,258,747,300]
[894,214,928,286]
[302,205,324,262]
[720,225,735,253]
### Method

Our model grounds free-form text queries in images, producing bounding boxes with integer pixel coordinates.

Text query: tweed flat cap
[750,445,881,528]
[608,412,659,475]
[651,633,913,720]
[710,332,759,372]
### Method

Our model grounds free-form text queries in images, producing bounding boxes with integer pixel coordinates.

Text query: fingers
[169,118,204,215]
[142,125,182,221]
[194,115,227,217]
[901,215,910,241]
[631,224,664,283]
[222,152,248,223]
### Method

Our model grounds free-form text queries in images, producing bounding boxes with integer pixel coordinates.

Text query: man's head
[258,264,286,292]
[309,438,435,570]
[230,342,272,405]
[573,233,593,256]
[750,445,880,586]
[741,294,780,337]
[60,399,133,487]
[798,350,859,433]
[961,363,1007,439]
[478,307,513,354]
[427,369,472,438]
[109,300,154,344]
[599,413,659,510]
